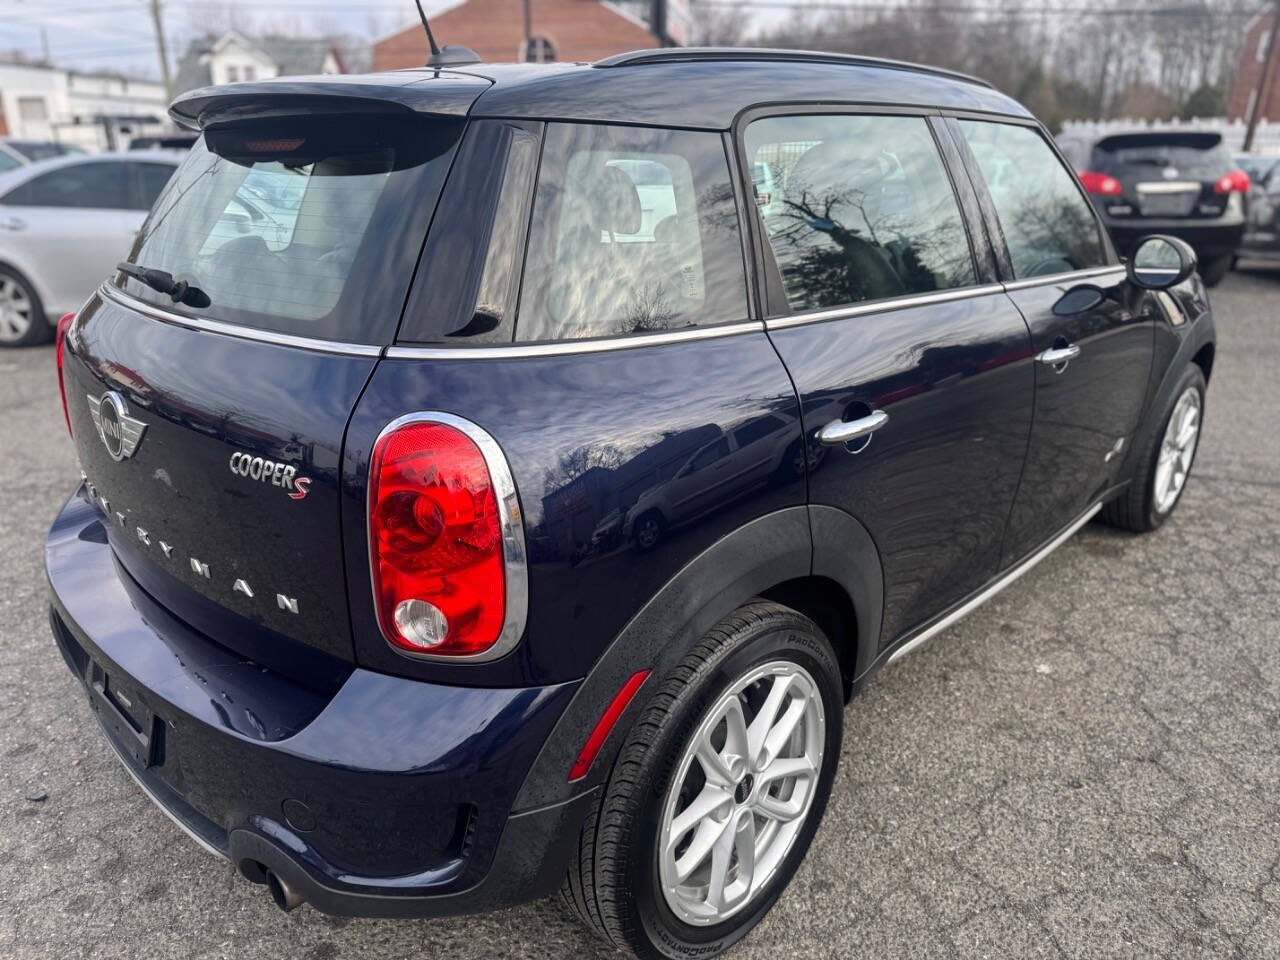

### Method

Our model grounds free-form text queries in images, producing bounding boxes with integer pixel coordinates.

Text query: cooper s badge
[87,392,147,462]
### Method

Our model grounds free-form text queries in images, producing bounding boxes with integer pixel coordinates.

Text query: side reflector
[55,312,75,438]
[569,670,651,782]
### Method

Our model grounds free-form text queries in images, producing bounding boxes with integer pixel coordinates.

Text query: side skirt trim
[885,501,1103,665]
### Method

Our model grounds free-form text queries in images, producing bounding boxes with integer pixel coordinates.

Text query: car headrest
[591,164,642,236]
[789,141,884,202]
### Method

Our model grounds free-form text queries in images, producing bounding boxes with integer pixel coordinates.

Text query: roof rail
[593,47,994,90]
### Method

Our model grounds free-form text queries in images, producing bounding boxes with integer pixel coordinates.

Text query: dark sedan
[1076,131,1247,286]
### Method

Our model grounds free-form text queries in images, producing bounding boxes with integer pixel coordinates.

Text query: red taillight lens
[369,418,515,658]
[1215,169,1251,194]
[1079,171,1122,196]
[55,312,74,438]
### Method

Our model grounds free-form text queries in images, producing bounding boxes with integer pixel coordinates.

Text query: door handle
[817,409,889,447]
[0,216,25,231]
[1036,344,1081,368]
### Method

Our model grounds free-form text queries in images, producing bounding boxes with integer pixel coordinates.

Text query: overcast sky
[0,0,790,81]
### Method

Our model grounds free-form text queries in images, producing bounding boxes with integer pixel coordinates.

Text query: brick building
[1229,9,1280,123]
[373,0,675,71]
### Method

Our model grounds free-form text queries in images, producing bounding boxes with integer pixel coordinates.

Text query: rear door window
[957,120,1108,279]
[118,115,464,345]
[744,113,977,314]
[3,161,131,209]
[516,123,748,342]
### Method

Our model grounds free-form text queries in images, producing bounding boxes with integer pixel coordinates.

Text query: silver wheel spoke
[673,814,731,883]
[760,697,807,766]
[746,673,796,761]
[756,754,816,788]
[667,783,733,853]
[755,791,807,822]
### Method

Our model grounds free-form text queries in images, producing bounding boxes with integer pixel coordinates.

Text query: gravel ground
[1,269,1278,960]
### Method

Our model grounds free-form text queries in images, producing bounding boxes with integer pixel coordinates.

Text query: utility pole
[148,0,174,101]
[1245,0,1280,151]
[523,0,532,62]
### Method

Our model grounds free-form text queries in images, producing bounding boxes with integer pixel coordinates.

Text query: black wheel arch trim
[510,504,883,813]
[1113,304,1215,487]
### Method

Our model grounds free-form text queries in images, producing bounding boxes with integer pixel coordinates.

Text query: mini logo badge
[1162,166,1179,180]
[87,391,147,461]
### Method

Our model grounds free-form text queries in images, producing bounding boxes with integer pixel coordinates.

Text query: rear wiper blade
[116,262,211,309]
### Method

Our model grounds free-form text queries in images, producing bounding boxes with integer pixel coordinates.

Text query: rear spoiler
[170,71,491,131]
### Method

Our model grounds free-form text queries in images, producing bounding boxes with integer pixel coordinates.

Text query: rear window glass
[118,116,463,345]
[516,123,748,342]
[1092,134,1231,176]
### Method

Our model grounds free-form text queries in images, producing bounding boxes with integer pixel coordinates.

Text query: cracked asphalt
[2,268,1278,960]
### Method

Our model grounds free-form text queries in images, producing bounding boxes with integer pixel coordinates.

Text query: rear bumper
[1101,215,1244,261]
[47,486,588,917]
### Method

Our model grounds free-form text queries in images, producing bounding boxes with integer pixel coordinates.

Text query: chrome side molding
[887,501,1104,664]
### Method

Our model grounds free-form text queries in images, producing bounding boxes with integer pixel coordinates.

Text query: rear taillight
[55,312,74,438]
[368,414,526,659]
[1080,171,1122,196]
[1215,169,1251,194]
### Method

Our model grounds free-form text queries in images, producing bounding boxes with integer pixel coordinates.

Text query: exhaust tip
[265,871,304,912]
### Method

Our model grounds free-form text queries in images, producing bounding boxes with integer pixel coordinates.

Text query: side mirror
[1127,235,1197,290]
[1052,283,1106,316]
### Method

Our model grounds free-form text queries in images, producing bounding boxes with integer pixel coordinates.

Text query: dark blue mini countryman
[47,48,1215,959]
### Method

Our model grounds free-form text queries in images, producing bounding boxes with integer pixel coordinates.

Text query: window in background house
[524,35,556,63]
[244,65,256,81]
[226,66,239,82]
[17,97,48,123]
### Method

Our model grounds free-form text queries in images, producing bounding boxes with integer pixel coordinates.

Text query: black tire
[561,600,843,959]
[1101,364,1206,533]
[0,266,50,347]
[1199,255,1231,288]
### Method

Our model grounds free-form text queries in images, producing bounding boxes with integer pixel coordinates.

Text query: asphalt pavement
[1,268,1278,960]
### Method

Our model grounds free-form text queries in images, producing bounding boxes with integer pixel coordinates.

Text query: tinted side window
[517,123,747,342]
[745,114,976,314]
[4,161,129,209]
[132,162,177,211]
[398,120,541,343]
[957,121,1107,278]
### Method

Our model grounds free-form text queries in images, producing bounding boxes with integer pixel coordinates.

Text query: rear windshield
[1092,133,1231,176]
[118,115,463,345]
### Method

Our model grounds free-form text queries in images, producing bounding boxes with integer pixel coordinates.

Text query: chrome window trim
[368,411,529,664]
[1001,264,1126,292]
[99,282,384,357]
[763,284,1004,331]
[385,320,764,359]
[887,500,1103,664]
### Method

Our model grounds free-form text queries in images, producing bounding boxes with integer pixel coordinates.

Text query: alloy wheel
[0,276,33,342]
[1153,386,1201,515]
[658,660,826,926]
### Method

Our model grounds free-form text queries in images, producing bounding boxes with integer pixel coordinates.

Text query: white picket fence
[1058,117,1280,158]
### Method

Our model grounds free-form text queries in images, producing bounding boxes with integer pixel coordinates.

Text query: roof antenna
[413,0,441,58]
[412,0,481,67]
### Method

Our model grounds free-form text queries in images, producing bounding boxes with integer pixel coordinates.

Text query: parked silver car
[0,152,180,346]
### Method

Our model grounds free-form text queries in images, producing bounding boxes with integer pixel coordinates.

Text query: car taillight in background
[1214,170,1251,194]
[55,312,74,438]
[368,414,527,660]
[1079,171,1122,196]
